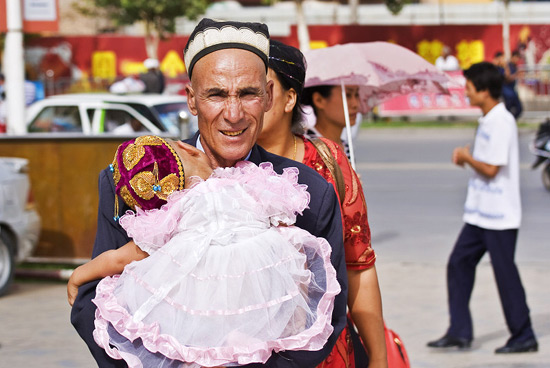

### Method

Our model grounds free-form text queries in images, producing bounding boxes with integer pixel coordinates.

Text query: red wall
[23,24,550,82]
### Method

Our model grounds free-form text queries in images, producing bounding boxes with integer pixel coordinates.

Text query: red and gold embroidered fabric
[302,136,376,271]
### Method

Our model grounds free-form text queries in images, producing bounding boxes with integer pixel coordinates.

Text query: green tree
[385,0,408,15]
[76,0,208,58]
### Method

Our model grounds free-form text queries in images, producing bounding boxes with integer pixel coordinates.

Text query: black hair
[494,51,504,58]
[301,85,335,117]
[268,40,307,133]
[463,61,503,100]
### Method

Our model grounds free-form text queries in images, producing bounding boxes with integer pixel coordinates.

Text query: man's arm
[70,168,131,368]
[453,144,500,179]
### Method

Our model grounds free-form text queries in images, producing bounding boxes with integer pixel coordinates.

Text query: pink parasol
[304,41,451,112]
[303,41,452,168]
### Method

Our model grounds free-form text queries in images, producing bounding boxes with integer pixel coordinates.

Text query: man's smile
[221,129,246,136]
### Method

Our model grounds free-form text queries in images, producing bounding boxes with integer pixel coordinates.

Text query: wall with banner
[19,23,550,95]
[377,71,481,118]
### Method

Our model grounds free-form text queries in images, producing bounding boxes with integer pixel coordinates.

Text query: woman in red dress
[257,40,387,368]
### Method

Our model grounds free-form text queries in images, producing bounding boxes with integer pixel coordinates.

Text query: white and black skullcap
[184,18,270,78]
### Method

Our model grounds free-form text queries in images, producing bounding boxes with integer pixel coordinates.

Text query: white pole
[4,0,27,135]
[349,0,358,24]
[340,80,356,170]
[296,0,310,53]
[502,0,511,60]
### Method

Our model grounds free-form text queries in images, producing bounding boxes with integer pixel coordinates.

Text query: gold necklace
[292,135,297,161]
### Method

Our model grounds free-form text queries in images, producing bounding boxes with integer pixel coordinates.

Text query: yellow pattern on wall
[456,40,485,69]
[91,51,117,80]
[160,50,186,78]
[120,60,147,76]
[417,40,444,65]
[310,40,328,50]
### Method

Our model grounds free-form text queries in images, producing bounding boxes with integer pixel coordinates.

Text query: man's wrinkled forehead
[191,48,268,86]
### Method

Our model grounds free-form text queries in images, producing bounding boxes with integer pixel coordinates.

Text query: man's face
[186,49,273,168]
[465,79,485,108]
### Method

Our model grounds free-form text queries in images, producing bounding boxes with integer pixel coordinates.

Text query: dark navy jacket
[71,137,348,368]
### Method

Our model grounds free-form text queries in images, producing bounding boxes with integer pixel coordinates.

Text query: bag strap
[309,137,346,205]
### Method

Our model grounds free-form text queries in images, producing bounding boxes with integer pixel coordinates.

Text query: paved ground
[1,127,547,367]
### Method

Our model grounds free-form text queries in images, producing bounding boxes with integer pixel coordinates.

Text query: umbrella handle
[341,80,357,170]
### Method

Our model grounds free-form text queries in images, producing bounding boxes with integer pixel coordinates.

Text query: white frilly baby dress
[92,161,340,368]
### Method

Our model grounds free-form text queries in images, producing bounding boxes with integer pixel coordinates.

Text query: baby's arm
[67,241,148,306]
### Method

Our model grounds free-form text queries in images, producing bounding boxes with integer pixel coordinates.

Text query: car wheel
[0,232,15,297]
[543,163,550,192]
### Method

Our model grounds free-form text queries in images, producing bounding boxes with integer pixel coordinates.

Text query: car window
[117,103,160,128]
[100,109,148,134]
[153,103,192,136]
[28,106,82,132]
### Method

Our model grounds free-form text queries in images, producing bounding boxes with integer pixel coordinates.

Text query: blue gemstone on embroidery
[153,185,161,192]
[109,164,114,172]
[113,215,119,221]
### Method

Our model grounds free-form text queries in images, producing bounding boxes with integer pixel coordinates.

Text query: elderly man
[71,18,347,368]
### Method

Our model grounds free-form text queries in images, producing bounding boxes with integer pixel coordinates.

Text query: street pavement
[0,127,548,367]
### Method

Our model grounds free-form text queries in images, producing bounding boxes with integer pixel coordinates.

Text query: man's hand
[452,144,471,167]
[67,275,79,306]
[452,144,500,178]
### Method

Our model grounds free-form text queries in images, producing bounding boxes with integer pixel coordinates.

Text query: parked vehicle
[530,118,550,191]
[0,157,41,296]
[26,93,196,138]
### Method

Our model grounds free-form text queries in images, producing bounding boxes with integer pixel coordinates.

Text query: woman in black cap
[258,40,387,368]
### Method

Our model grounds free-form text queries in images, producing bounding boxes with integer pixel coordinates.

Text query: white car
[0,157,41,296]
[26,93,197,138]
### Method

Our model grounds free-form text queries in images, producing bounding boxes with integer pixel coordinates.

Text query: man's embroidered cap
[111,135,185,213]
[184,18,270,78]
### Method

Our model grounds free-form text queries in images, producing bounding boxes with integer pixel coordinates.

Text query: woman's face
[315,85,360,128]
[260,68,295,140]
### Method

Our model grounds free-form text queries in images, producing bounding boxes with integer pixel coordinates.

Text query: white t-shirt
[435,55,460,71]
[463,103,521,230]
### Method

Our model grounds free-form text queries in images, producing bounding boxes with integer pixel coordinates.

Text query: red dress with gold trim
[302,136,376,368]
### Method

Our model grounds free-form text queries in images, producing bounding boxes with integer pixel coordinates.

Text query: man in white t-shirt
[435,45,460,72]
[427,62,538,354]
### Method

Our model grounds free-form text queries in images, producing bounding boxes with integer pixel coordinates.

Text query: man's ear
[186,84,198,116]
[264,79,274,112]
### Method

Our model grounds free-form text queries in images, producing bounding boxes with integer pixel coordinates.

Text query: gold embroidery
[130,171,156,200]
[123,143,145,171]
[157,136,185,190]
[130,172,180,201]
[122,135,165,171]
[115,135,185,210]
[135,135,164,146]
[120,185,138,209]
[156,174,180,200]
[347,166,359,206]
[350,225,361,234]
[112,159,120,186]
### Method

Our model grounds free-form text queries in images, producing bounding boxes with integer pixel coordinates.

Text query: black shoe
[495,338,538,354]
[427,335,471,348]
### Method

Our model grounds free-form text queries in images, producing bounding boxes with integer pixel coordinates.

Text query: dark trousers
[446,223,535,344]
